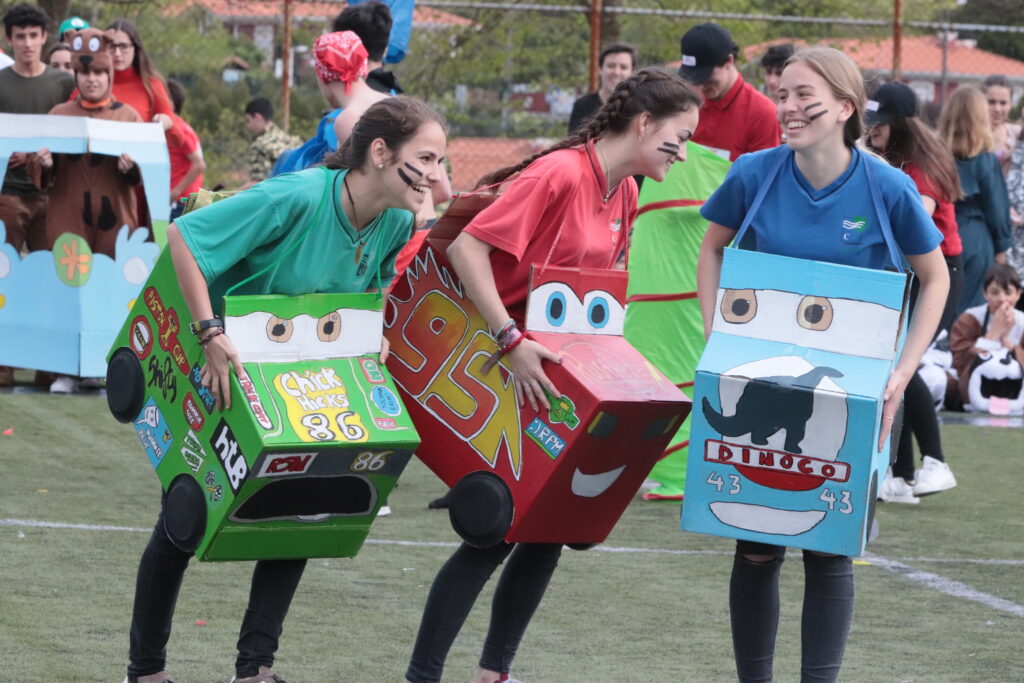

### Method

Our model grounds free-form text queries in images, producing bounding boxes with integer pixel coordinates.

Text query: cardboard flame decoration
[384,195,692,547]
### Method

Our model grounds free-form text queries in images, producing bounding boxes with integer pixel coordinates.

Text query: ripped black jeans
[730,540,854,683]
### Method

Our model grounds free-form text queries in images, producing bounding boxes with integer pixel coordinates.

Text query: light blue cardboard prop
[681,248,910,557]
[349,0,412,64]
[0,114,168,377]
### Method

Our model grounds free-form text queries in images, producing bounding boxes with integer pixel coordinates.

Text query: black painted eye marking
[808,109,829,121]
[657,141,680,155]
[403,162,424,177]
[397,167,415,187]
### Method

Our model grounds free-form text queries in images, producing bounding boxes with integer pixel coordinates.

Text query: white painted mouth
[571,465,626,498]
[710,501,825,535]
[296,513,331,522]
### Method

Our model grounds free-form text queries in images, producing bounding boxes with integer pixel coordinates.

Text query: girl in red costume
[404,67,702,683]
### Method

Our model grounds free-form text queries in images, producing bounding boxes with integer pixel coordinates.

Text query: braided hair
[475,67,702,189]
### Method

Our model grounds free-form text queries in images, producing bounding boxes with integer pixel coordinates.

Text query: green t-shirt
[175,167,414,309]
[0,66,75,196]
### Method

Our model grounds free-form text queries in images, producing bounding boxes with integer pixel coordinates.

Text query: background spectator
[1006,130,1024,289]
[104,18,173,130]
[982,75,1021,177]
[759,43,794,104]
[939,86,1013,312]
[332,1,401,95]
[241,97,301,189]
[166,79,206,218]
[56,15,88,43]
[568,42,637,133]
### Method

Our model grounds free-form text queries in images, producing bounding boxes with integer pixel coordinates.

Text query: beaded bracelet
[199,328,225,347]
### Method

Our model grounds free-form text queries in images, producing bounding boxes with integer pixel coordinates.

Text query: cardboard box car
[106,249,419,561]
[384,195,692,547]
[681,248,909,557]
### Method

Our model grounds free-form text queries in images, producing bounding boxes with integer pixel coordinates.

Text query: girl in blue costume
[125,96,446,683]
[696,48,948,682]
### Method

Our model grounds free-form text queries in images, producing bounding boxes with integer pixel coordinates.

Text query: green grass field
[1,391,1022,682]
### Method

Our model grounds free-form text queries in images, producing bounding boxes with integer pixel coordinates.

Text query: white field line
[4,518,1024,617]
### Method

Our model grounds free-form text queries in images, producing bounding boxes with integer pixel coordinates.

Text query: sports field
[1,391,1021,682]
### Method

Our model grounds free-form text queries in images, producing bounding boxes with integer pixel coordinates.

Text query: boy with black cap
[678,22,779,161]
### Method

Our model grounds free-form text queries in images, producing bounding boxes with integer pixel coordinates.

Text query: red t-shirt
[465,143,638,324]
[692,73,781,161]
[168,115,204,200]
[904,163,962,257]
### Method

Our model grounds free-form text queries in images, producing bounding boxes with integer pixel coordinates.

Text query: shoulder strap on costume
[731,149,788,248]
[862,153,905,274]
[224,166,333,298]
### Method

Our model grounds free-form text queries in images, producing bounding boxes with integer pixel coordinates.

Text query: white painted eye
[71,36,83,50]
[88,36,100,52]
[581,289,625,335]
[526,282,582,333]
[122,256,148,284]
[0,251,10,278]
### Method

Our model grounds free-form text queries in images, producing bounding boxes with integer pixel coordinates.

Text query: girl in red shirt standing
[403,67,701,683]
[867,82,962,499]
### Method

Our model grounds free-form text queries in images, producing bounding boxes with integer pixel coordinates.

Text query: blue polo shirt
[701,145,942,271]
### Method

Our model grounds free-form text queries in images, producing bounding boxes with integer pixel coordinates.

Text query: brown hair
[875,116,964,203]
[475,67,701,188]
[938,86,994,159]
[785,47,866,148]
[983,262,1022,292]
[324,96,447,171]
[106,18,164,111]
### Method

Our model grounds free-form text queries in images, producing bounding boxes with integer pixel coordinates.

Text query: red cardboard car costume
[385,194,691,546]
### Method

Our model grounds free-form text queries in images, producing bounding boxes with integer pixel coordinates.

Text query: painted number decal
[818,488,853,514]
[706,471,742,494]
[350,451,389,472]
[300,411,368,442]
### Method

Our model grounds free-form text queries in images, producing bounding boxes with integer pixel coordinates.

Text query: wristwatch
[189,317,224,335]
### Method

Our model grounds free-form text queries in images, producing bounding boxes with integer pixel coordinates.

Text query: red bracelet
[502,333,526,354]
[199,328,224,347]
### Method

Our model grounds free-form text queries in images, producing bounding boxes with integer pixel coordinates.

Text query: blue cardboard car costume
[682,247,909,557]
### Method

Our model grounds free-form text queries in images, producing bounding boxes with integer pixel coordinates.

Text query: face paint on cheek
[803,102,828,121]
[808,109,829,122]
[656,141,680,156]
[397,167,415,187]
[403,162,424,177]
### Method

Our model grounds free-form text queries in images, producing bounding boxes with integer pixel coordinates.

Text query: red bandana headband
[314,31,369,93]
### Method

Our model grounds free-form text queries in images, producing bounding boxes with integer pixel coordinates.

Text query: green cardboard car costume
[106,167,420,561]
[625,142,731,499]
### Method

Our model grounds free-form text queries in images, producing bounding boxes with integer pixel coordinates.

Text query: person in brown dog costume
[30,27,144,257]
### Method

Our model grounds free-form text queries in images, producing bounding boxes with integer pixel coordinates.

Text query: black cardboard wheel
[566,543,598,551]
[164,475,207,553]
[106,347,145,423]
[448,471,513,548]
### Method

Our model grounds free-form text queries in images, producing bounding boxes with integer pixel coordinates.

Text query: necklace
[593,141,617,202]
[343,173,368,264]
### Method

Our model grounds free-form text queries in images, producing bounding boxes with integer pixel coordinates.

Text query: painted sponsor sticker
[144,287,189,375]
[204,469,223,502]
[374,417,399,430]
[359,358,386,384]
[130,315,153,360]
[135,397,173,469]
[238,372,273,429]
[370,385,401,416]
[182,393,204,431]
[189,364,216,414]
[209,420,247,494]
[525,417,566,460]
[257,452,317,478]
[704,439,850,486]
[274,367,369,443]
[180,429,208,474]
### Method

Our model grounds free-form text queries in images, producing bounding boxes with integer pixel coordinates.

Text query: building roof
[742,35,1024,80]
[447,138,546,193]
[184,0,472,28]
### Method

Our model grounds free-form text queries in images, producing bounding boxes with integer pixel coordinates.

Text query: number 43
[706,471,741,494]
[819,488,853,514]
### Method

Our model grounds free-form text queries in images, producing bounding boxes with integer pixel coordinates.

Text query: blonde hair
[938,86,994,159]
[785,47,866,148]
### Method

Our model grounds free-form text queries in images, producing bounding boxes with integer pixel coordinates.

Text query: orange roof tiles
[743,35,1024,77]
[447,138,542,193]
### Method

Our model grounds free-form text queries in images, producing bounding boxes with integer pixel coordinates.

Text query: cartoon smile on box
[106,250,419,561]
[681,248,909,557]
[384,195,691,548]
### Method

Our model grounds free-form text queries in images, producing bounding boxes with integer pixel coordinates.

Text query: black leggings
[893,371,946,480]
[127,497,306,678]
[405,541,563,683]
[731,541,854,683]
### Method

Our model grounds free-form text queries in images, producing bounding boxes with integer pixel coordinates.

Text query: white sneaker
[49,375,76,394]
[913,456,957,496]
[377,505,391,517]
[880,470,919,504]
[78,377,104,390]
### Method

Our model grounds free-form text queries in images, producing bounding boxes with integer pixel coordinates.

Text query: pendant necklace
[593,141,617,202]
[343,174,368,264]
